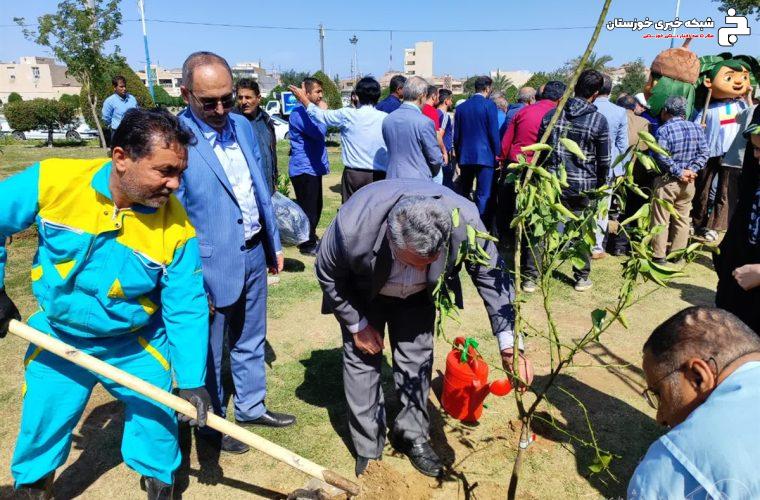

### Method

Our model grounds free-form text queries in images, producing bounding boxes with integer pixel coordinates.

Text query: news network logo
[718,8,751,47]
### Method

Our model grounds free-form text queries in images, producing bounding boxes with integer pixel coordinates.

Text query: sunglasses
[189,90,235,111]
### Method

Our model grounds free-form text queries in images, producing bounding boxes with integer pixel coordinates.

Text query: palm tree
[491,73,515,95]
[562,52,614,75]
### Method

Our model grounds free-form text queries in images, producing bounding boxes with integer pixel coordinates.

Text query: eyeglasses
[641,351,759,410]
[641,366,683,409]
[188,89,235,111]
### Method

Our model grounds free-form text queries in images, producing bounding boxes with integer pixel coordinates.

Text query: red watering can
[441,336,512,423]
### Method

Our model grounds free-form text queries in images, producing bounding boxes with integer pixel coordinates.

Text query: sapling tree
[433,1,706,497]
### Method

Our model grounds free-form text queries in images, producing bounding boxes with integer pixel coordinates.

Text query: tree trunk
[85,82,107,149]
[47,127,54,148]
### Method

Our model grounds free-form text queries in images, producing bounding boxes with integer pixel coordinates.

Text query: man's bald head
[644,307,760,375]
[181,51,232,92]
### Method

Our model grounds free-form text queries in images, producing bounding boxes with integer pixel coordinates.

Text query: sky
[0,0,758,79]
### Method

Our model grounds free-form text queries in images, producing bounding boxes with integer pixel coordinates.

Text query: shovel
[8,320,360,497]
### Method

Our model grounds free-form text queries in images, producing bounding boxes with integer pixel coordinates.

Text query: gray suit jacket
[315,179,515,346]
[382,103,444,181]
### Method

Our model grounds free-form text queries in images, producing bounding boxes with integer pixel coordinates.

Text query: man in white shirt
[290,77,388,202]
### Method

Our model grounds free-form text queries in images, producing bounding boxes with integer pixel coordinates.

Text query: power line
[116,18,598,33]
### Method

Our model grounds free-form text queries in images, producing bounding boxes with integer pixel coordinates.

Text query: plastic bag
[271,192,310,246]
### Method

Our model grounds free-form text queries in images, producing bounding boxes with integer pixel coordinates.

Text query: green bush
[5,98,78,145]
[59,93,81,110]
[7,92,23,103]
[152,85,184,108]
[81,60,154,129]
[312,70,342,109]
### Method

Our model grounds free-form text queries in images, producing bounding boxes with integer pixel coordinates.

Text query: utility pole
[137,0,156,101]
[389,31,393,72]
[669,0,682,48]
[319,23,325,73]
[349,35,359,85]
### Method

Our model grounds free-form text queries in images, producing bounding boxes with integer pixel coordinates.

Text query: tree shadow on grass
[328,183,341,195]
[669,281,715,307]
[529,374,661,498]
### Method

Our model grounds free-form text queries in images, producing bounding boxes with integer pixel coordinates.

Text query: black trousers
[291,173,323,249]
[608,162,655,254]
[341,168,386,203]
[524,196,591,282]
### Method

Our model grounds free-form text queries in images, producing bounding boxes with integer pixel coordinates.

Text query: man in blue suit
[383,76,444,182]
[454,76,502,221]
[176,52,295,454]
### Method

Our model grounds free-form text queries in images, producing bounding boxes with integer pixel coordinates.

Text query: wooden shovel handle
[8,320,360,496]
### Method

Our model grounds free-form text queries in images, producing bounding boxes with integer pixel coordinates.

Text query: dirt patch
[358,461,432,500]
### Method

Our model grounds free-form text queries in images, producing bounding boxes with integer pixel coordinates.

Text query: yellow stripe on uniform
[107,278,125,299]
[24,346,43,368]
[31,266,43,281]
[138,296,159,315]
[137,336,170,370]
[54,260,76,279]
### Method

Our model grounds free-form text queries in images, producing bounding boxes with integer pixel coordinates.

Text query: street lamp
[349,35,359,85]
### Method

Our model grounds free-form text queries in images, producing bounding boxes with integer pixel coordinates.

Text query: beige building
[404,41,433,79]
[0,56,81,102]
[136,65,183,97]
[490,69,534,88]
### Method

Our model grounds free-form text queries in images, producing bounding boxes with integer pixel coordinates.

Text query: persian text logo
[718,8,751,47]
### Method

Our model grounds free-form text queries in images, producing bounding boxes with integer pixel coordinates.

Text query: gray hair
[402,76,429,102]
[387,195,451,258]
[182,51,233,91]
[517,86,537,103]
[662,96,687,118]
[490,92,508,111]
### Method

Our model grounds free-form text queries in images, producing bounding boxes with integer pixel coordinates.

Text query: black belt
[244,232,262,249]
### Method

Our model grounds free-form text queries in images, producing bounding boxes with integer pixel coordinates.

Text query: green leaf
[635,151,658,172]
[591,308,607,331]
[451,208,460,228]
[552,202,579,220]
[520,143,552,152]
[560,137,587,161]
[620,203,650,226]
[637,130,657,144]
[571,255,586,270]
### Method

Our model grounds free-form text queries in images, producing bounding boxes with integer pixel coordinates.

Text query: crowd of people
[0,47,759,499]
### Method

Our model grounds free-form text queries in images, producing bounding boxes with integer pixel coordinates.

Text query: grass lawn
[0,141,717,499]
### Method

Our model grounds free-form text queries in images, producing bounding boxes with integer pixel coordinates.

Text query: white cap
[634,93,649,108]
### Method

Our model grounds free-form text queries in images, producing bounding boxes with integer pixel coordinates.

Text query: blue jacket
[0,159,208,388]
[177,109,282,308]
[288,105,329,177]
[382,102,444,181]
[454,94,501,167]
[376,94,402,114]
[594,97,629,175]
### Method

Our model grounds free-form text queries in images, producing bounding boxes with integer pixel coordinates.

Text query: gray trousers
[341,292,435,458]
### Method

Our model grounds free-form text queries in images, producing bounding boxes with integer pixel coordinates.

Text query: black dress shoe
[17,474,53,499]
[355,455,381,477]
[391,436,443,478]
[237,410,296,428]
[221,434,250,454]
[299,245,318,257]
[142,476,174,499]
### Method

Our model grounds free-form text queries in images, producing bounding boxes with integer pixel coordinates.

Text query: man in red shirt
[422,85,448,169]
[494,81,567,252]
[500,81,566,163]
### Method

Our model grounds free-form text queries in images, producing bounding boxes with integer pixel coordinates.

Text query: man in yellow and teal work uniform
[0,108,212,500]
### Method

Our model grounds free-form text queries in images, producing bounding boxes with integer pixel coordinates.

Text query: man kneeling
[629,306,760,498]
[0,108,211,499]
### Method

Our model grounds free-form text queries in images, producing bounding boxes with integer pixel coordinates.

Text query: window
[31,66,40,79]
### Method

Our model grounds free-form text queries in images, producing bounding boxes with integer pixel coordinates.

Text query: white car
[0,115,99,141]
[271,115,290,141]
